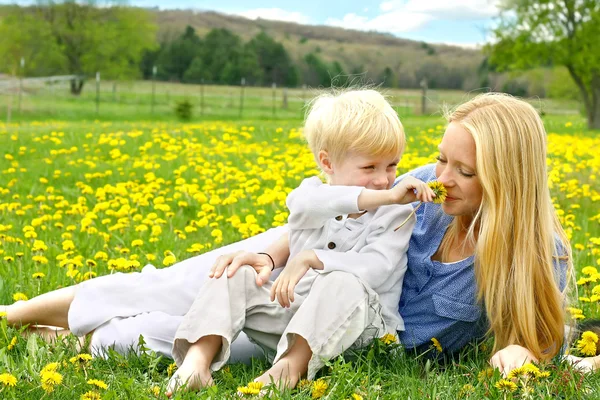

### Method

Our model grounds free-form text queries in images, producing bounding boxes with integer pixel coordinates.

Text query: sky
[0,0,503,47]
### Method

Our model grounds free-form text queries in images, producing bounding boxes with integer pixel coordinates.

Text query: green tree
[487,0,600,129]
[247,31,297,86]
[380,66,396,88]
[0,1,156,94]
[157,26,202,81]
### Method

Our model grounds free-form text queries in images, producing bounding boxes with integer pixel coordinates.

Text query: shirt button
[335,215,343,221]
[327,242,336,249]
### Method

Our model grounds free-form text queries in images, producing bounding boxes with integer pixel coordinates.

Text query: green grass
[0,112,598,399]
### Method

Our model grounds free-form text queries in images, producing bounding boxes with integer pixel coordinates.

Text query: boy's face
[328,151,400,190]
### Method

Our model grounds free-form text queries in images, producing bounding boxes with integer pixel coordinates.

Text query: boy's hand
[391,176,435,204]
[270,250,314,308]
[209,251,273,286]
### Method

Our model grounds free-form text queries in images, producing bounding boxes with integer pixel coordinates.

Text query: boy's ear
[318,150,334,175]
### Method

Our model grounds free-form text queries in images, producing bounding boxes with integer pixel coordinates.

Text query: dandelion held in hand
[395,181,447,231]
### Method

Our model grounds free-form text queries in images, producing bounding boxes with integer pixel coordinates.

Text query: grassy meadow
[0,95,599,399]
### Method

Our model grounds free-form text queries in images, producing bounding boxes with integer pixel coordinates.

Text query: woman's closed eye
[435,156,446,164]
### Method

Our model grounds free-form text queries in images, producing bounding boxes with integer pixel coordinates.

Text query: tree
[0,1,157,94]
[157,26,202,81]
[247,32,296,86]
[487,0,600,129]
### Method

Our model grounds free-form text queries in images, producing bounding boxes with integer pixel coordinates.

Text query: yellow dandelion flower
[459,384,475,396]
[535,371,550,379]
[298,379,312,390]
[428,181,447,204]
[521,363,540,377]
[351,394,364,400]
[32,272,46,279]
[379,333,396,345]
[507,365,526,379]
[81,390,102,400]
[167,362,177,377]
[582,266,598,276]
[495,379,517,392]
[237,381,264,395]
[41,371,63,393]
[477,368,494,382]
[149,385,160,396]
[163,253,176,267]
[582,331,599,343]
[577,339,596,356]
[12,292,28,301]
[7,336,18,350]
[431,337,443,352]
[41,362,60,375]
[87,379,108,389]
[0,372,17,387]
[70,353,93,364]
[0,311,6,318]
[311,379,328,399]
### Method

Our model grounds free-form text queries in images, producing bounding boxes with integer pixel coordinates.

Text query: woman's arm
[209,232,290,286]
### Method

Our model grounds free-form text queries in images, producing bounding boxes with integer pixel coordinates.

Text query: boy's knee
[314,271,363,293]
[225,265,257,282]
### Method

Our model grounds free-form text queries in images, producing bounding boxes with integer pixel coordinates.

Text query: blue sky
[0,0,501,47]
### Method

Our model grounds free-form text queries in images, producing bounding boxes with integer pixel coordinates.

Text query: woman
[2,93,596,383]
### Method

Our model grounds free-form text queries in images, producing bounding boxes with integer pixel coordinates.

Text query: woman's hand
[209,251,273,286]
[270,250,315,308]
[490,344,539,377]
[392,176,435,204]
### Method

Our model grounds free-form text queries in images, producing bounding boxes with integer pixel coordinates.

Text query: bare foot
[563,355,594,373]
[252,358,302,392]
[165,361,213,398]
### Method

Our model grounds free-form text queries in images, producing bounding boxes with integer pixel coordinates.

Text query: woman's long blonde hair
[441,93,572,359]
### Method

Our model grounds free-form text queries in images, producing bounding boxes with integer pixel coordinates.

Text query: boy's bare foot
[165,361,213,397]
[252,358,302,392]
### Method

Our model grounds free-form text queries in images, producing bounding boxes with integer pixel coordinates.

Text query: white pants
[173,266,388,379]
[68,226,289,361]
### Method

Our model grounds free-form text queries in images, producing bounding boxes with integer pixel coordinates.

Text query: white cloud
[326,11,433,33]
[382,0,501,20]
[236,8,311,24]
[327,0,501,38]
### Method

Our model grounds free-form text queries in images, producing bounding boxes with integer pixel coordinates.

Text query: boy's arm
[286,177,363,229]
[287,176,433,230]
[311,204,415,290]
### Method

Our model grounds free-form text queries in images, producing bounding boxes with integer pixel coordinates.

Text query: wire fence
[0,75,582,122]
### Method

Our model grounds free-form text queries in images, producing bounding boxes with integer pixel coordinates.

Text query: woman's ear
[318,150,334,175]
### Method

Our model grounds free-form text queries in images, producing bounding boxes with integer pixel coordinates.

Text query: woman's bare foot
[165,361,213,397]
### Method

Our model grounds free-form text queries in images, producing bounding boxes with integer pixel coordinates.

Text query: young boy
[167,89,435,395]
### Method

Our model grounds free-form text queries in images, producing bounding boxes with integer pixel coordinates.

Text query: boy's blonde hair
[303,89,405,168]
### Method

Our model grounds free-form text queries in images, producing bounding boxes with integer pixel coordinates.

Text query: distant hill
[0,5,485,89]
[151,9,485,89]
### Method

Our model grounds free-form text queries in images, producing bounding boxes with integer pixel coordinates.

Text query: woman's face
[435,122,483,218]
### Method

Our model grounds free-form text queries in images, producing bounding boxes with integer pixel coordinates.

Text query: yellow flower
[494,379,517,392]
[237,381,264,395]
[131,239,143,247]
[298,379,311,390]
[81,390,102,400]
[431,337,443,352]
[311,379,328,399]
[167,362,177,377]
[70,353,93,364]
[41,371,63,393]
[41,362,60,375]
[351,394,364,400]
[87,379,108,389]
[32,272,46,279]
[428,181,447,204]
[12,292,28,301]
[163,253,176,266]
[0,311,6,318]
[582,266,599,276]
[477,368,494,382]
[0,372,17,387]
[149,385,160,396]
[581,331,599,343]
[7,336,18,350]
[379,333,396,345]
